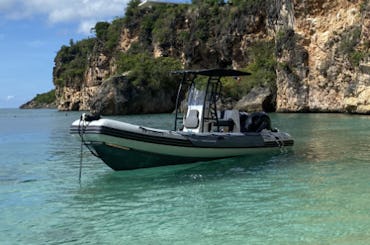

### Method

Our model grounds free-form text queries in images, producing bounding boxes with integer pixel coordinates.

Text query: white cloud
[78,20,98,35]
[0,0,129,34]
[6,95,15,101]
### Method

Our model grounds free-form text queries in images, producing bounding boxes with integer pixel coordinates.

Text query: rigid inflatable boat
[70,69,294,170]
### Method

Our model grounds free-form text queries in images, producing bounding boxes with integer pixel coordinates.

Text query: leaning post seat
[215,109,241,132]
[184,109,199,129]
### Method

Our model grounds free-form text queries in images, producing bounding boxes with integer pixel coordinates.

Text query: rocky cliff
[53,0,370,115]
[275,0,370,113]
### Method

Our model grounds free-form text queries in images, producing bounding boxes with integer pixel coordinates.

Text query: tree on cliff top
[92,22,110,41]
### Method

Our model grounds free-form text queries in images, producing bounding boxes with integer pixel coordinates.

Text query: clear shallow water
[1,109,369,244]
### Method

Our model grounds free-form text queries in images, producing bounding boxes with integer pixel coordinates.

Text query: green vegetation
[349,51,366,67]
[54,38,95,87]
[91,18,125,53]
[338,26,361,55]
[116,52,182,91]
[222,40,276,99]
[125,1,189,48]
[54,18,125,88]
[122,0,274,51]
[192,0,270,14]
[275,28,295,58]
[33,89,56,104]
[93,22,110,41]
[337,25,364,67]
[360,0,369,13]
[54,0,277,100]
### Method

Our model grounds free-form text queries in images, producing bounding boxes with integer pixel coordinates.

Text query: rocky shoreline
[19,100,57,109]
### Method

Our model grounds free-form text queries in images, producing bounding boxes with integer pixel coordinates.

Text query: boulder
[234,86,275,112]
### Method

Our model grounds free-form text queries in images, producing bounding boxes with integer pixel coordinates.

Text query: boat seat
[184,110,199,129]
[214,119,234,132]
[220,109,240,132]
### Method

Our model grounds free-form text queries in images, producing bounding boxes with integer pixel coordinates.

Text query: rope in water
[78,114,87,184]
[77,113,102,184]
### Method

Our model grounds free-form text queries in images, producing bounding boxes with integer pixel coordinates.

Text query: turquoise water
[1,109,369,244]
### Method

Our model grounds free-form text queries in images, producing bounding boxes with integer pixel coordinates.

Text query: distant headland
[20,89,56,109]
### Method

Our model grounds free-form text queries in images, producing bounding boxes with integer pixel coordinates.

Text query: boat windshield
[187,86,206,106]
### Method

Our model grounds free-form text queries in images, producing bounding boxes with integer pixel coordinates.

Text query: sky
[0,0,132,108]
[0,0,190,108]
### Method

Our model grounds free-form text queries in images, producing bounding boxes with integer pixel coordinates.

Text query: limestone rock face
[275,0,370,113]
[53,5,271,114]
[90,76,177,115]
[55,45,113,111]
[53,0,370,114]
[235,87,275,112]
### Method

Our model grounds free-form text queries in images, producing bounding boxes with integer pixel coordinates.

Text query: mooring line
[79,138,83,184]
[78,113,87,185]
[274,135,287,154]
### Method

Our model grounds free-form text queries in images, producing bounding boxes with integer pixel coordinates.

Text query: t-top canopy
[172,68,251,77]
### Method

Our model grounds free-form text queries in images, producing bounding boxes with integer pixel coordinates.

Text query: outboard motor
[81,113,101,122]
[245,112,272,132]
[239,111,249,132]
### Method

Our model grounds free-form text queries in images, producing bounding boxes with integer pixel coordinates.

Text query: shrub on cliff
[116,52,182,92]
[92,18,125,53]
[336,25,370,67]
[33,89,56,104]
[93,22,110,41]
[54,38,95,87]
[20,89,56,109]
[222,40,276,99]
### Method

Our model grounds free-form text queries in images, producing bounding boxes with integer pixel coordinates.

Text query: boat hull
[71,119,293,170]
[88,142,213,170]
